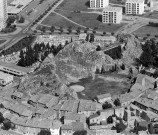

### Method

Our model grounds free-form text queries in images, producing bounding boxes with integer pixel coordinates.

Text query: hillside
[17,41,114,96]
[55,41,114,84]
[121,34,143,66]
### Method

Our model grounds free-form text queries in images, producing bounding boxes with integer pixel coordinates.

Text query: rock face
[122,35,142,67]
[55,41,114,84]
[18,41,114,96]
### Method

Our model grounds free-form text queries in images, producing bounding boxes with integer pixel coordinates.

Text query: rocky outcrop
[121,34,142,67]
[55,41,114,84]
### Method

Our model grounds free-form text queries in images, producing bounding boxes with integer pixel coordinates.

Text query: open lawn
[0,40,6,45]
[41,13,80,29]
[57,0,90,11]
[69,73,130,100]
[55,10,126,32]
[134,25,158,38]
[143,11,158,19]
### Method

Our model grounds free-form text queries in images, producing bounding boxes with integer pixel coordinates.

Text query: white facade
[125,0,144,15]
[0,72,13,86]
[90,0,109,8]
[102,6,122,24]
[0,0,8,31]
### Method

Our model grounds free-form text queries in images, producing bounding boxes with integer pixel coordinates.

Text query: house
[79,33,87,41]
[102,6,122,24]
[50,120,61,135]
[114,107,124,118]
[89,108,114,125]
[0,72,13,86]
[149,121,158,134]
[61,122,86,135]
[78,100,102,117]
[94,36,116,43]
[136,74,155,89]
[60,100,79,118]
[96,93,111,104]
[90,0,109,8]
[41,108,57,120]
[64,112,86,124]
[125,0,144,15]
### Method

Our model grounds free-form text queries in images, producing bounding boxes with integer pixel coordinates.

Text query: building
[96,93,111,104]
[0,72,13,86]
[0,61,32,76]
[94,36,116,43]
[0,0,8,31]
[90,0,109,8]
[7,0,33,15]
[102,6,122,24]
[125,0,144,15]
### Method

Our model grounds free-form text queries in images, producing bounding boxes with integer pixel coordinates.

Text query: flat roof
[0,61,32,74]
[103,6,122,12]
[0,72,13,79]
[7,0,33,14]
[126,0,144,3]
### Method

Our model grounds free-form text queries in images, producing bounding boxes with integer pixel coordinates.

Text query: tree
[18,16,25,23]
[89,34,95,42]
[3,120,12,130]
[73,130,87,135]
[18,50,25,67]
[103,31,106,35]
[102,102,112,109]
[96,45,101,51]
[114,98,121,106]
[115,120,127,133]
[107,116,113,124]
[38,130,51,135]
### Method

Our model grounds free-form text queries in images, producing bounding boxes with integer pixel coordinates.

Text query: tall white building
[0,0,8,31]
[125,0,144,15]
[90,0,109,8]
[102,6,122,24]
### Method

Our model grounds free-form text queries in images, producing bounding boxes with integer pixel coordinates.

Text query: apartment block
[125,0,144,15]
[102,6,122,24]
[0,0,8,31]
[90,0,109,8]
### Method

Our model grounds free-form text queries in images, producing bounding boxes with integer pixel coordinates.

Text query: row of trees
[18,42,63,67]
[137,39,158,67]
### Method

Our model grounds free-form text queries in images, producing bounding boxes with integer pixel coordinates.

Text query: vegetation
[104,46,122,59]
[41,13,80,30]
[38,130,51,135]
[102,102,112,109]
[114,98,121,106]
[107,116,113,124]
[73,130,87,135]
[137,39,158,67]
[0,35,35,56]
[18,42,63,67]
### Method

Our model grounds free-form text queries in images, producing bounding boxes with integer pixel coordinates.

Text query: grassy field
[69,73,130,100]
[47,10,126,32]
[143,11,158,19]
[41,13,81,29]
[57,0,90,11]
[0,40,6,45]
[134,25,158,38]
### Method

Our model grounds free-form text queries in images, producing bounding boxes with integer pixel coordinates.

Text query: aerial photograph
[0,0,158,135]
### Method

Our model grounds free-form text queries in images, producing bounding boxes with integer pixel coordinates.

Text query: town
[0,0,158,135]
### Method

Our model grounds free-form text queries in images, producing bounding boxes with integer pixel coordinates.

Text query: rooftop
[126,0,144,3]
[103,6,122,12]
[0,72,13,80]
[97,93,111,100]
[0,61,32,74]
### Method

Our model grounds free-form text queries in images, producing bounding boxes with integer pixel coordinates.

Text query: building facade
[0,0,8,31]
[102,6,122,24]
[125,0,144,15]
[90,0,109,8]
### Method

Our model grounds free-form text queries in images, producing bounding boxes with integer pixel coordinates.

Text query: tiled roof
[89,112,99,119]
[65,112,86,122]
[38,94,53,105]
[41,108,56,119]
[46,96,59,108]
[78,100,97,112]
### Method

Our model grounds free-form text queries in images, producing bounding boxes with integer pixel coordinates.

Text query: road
[0,0,62,53]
